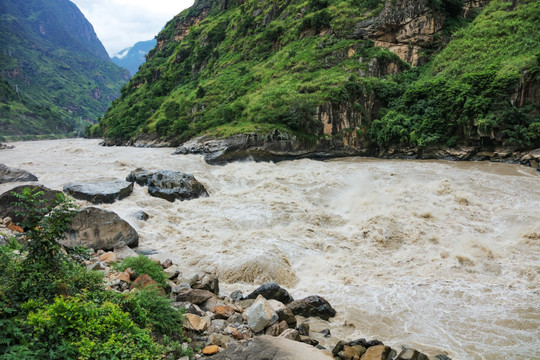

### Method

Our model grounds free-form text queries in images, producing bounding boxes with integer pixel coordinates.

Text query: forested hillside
[94,0,539,152]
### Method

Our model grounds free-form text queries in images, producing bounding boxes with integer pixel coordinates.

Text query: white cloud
[71,0,194,56]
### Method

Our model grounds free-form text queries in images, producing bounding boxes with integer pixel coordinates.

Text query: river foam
[1,139,539,359]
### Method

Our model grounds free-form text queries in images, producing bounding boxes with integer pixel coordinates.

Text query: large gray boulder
[126,168,208,202]
[0,185,61,228]
[0,164,38,184]
[62,207,138,250]
[247,295,278,333]
[211,335,334,360]
[63,180,133,204]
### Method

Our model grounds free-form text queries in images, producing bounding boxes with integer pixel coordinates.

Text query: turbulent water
[1,139,539,359]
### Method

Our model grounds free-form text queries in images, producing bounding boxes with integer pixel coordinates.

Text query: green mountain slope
[0,0,129,138]
[95,0,539,151]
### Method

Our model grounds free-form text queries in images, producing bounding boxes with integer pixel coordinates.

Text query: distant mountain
[0,0,129,138]
[111,39,157,77]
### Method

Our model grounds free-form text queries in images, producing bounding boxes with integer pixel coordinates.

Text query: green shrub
[114,255,168,287]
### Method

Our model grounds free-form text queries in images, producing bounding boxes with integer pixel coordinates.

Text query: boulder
[210,335,333,360]
[266,320,289,336]
[184,313,211,332]
[0,185,61,227]
[244,282,294,304]
[63,180,133,204]
[62,207,138,250]
[113,244,138,260]
[131,274,159,290]
[333,339,384,359]
[214,305,236,319]
[176,288,217,304]
[268,299,297,328]
[247,295,278,333]
[192,273,219,294]
[126,168,208,202]
[360,345,392,360]
[395,348,429,360]
[287,295,336,320]
[279,328,301,341]
[0,164,38,184]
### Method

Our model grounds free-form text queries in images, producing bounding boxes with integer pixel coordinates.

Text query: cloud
[71,0,194,56]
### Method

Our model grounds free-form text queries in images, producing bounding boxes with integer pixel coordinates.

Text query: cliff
[94,0,539,157]
[0,0,129,138]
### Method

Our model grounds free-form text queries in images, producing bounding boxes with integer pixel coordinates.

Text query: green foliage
[113,255,168,287]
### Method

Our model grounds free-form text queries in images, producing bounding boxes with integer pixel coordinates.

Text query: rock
[187,303,206,317]
[333,339,384,358]
[268,299,297,328]
[230,290,243,302]
[176,288,217,305]
[297,322,310,336]
[227,312,244,325]
[7,223,23,233]
[62,207,138,250]
[0,164,38,184]
[87,262,106,271]
[521,148,540,170]
[320,328,331,337]
[300,335,319,347]
[126,168,208,202]
[279,328,301,341]
[63,180,133,204]
[131,274,158,289]
[161,258,173,268]
[287,295,336,320]
[244,282,294,304]
[247,295,278,333]
[209,333,232,348]
[214,305,236,319]
[396,348,429,360]
[266,320,289,336]
[210,335,333,360]
[0,185,61,227]
[164,264,181,279]
[184,313,211,332]
[209,319,228,334]
[193,273,219,294]
[97,251,118,264]
[133,210,149,221]
[360,345,392,360]
[117,269,132,283]
[113,244,138,260]
[202,345,220,355]
[0,143,14,150]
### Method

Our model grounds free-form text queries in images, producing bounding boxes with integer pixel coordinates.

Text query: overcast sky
[71,0,194,56]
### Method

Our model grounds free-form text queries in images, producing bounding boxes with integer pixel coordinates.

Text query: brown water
[1,138,539,359]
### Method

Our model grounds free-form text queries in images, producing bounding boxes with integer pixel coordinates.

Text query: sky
[71,0,194,57]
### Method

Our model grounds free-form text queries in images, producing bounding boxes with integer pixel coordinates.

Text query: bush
[114,255,168,287]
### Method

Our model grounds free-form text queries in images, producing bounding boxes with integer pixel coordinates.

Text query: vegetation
[113,255,169,288]
[95,0,539,151]
[0,0,129,138]
[0,188,191,359]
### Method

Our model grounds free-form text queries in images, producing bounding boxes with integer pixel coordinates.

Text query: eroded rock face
[0,164,38,184]
[126,168,208,202]
[63,180,133,204]
[0,185,61,228]
[211,335,334,360]
[62,207,138,250]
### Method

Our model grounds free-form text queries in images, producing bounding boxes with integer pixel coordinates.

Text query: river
[1,138,539,359]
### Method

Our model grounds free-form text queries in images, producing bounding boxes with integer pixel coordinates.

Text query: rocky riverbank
[101,130,540,171]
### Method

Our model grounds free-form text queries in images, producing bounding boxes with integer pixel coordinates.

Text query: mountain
[111,39,157,77]
[94,0,539,155]
[0,0,129,138]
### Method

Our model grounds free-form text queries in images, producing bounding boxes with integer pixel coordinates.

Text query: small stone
[360,345,391,360]
[231,328,243,340]
[214,305,236,319]
[184,313,211,332]
[230,290,243,302]
[279,328,301,341]
[131,274,158,289]
[133,210,149,221]
[300,335,319,346]
[193,273,219,294]
[202,345,220,355]
[266,320,289,336]
[87,262,106,271]
[297,321,310,336]
[227,312,244,325]
[209,319,227,334]
[396,348,429,360]
[118,269,132,282]
[164,264,181,279]
[161,258,173,268]
[98,251,118,264]
[320,328,331,337]
[209,333,231,348]
[247,295,278,333]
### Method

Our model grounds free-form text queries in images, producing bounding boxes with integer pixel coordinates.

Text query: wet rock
[287,295,336,320]
[0,185,61,227]
[161,258,173,268]
[126,168,208,202]
[193,273,219,294]
[268,299,297,328]
[297,321,310,336]
[278,328,301,341]
[62,207,138,250]
[265,320,289,336]
[133,210,149,221]
[333,339,384,358]
[300,335,319,347]
[244,282,294,304]
[247,295,278,333]
[0,164,38,184]
[185,313,211,332]
[396,348,429,360]
[176,288,217,305]
[320,328,331,337]
[360,344,392,360]
[202,345,220,355]
[63,180,133,204]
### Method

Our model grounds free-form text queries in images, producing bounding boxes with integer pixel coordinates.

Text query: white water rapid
[1,139,539,359]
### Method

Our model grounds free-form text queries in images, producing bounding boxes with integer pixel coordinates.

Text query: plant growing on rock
[113,255,169,287]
